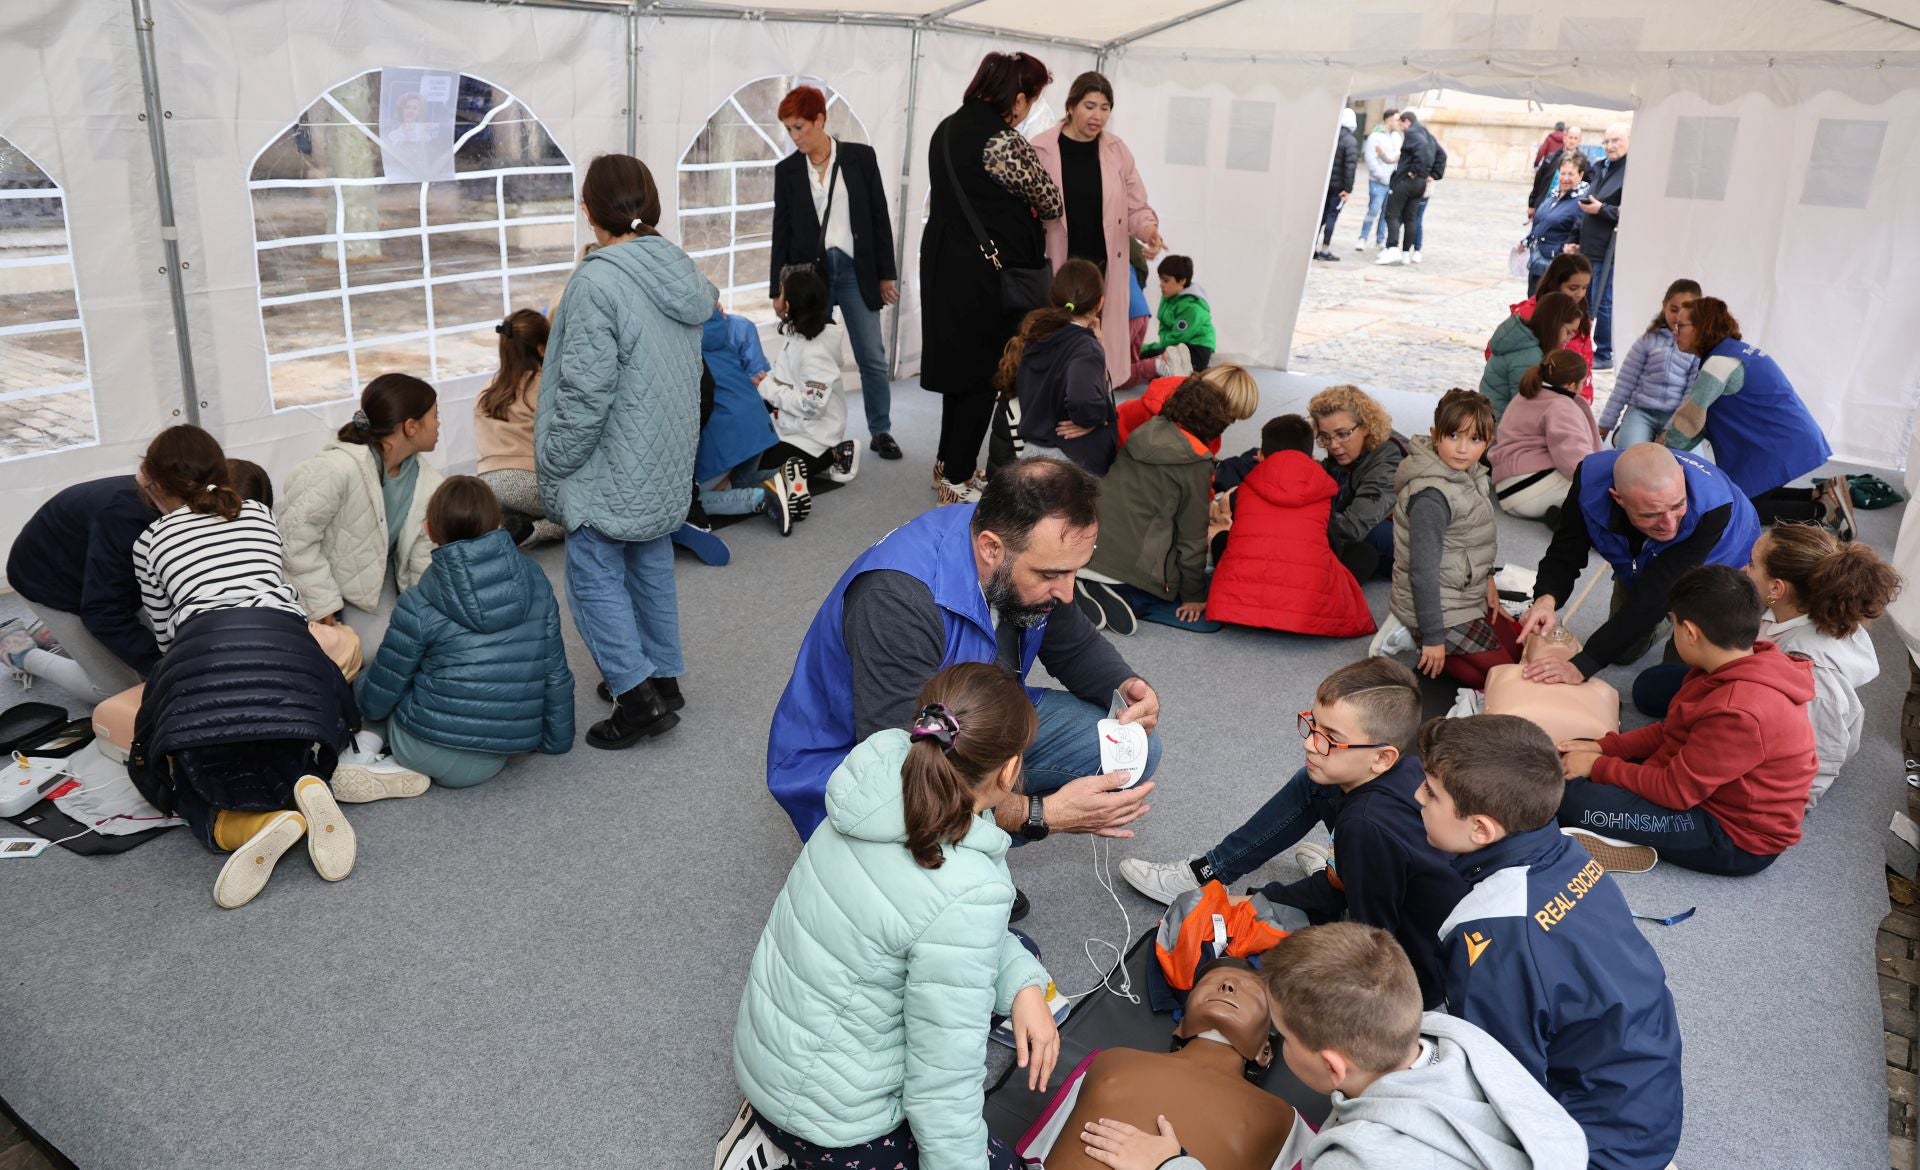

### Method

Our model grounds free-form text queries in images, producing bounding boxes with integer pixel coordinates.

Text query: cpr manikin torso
[1046,964,1294,1170]
[1483,626,1620,744]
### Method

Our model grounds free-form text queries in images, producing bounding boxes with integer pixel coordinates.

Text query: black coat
[768,139,897,311]
[1393,122,1439,182]
[919,101,1050,396]
[1328,126,1359,195]
[5,476,162,675]
[129,607,358,816]
[1577,154,1627,261]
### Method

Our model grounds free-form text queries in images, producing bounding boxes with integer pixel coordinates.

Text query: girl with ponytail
[1745,523,1904,807]
[476,309,562,545]
[735,661,1059,1169]
[1488,346,1602,522]
[280,372,444,657]
[990,257,1115,475]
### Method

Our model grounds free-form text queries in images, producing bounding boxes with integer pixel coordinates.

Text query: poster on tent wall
[378,67,459,182]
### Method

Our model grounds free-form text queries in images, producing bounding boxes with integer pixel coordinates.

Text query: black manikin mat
[983,930,1332,1145]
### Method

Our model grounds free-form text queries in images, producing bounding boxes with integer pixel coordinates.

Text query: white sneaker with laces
[1293,841,1333,876]
[1370,612,1414,657]
[1118,856,1202,905]
[1409,250,1423,264]
[1374,247,1402,265]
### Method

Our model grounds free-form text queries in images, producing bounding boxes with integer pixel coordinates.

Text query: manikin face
[1610,475,1689,543]
[975,516,1097,627]
[1174,964,1275,1068]
[782,114,829,159]
[1068,92,1112,138]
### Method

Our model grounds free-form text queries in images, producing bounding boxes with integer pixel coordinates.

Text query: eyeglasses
[1297,711,1389,755]
[1313,425,1361,447]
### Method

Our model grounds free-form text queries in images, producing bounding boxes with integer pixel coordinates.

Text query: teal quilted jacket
[733,730,1050,1168]
[536,236,716,542]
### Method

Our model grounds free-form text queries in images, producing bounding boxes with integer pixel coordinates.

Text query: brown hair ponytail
[995,259,1105,396]
[477,310,549,422]
[1761,522,1903,639]
[338,372,437,446]
[1518,348,1590,399]
[141,425,242,521]
[900,662,1039,869]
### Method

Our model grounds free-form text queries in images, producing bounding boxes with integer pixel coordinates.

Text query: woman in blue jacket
[538,153,716,749]
[352,477,574,790]
[1524,151,1592,296]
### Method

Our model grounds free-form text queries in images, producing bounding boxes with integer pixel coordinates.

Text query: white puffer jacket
[279,439,441,617]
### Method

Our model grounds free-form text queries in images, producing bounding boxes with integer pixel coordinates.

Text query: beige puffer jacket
[279,439,441,618]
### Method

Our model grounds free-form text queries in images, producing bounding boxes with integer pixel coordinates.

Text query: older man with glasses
[1576,122,1631,369]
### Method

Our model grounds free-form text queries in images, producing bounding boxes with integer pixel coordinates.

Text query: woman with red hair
[769,85,903,462]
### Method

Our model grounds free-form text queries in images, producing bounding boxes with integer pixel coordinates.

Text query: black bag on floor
[0,701,70,756]
[7,798,174,855]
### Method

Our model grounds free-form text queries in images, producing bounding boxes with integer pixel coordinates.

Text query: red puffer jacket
[1207,450,1376,637]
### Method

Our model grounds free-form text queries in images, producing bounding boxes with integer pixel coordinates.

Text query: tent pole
[1100,0,1255,52]
[626,2,640,154]
[629,2,1103,51]
[131,0,199,425]
[886,23,923,380]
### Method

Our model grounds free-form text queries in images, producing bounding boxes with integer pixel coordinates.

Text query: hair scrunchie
[1064,301,1075,313]
[629,217,644,232]
[909,703,961,753]
[351,409,371,430]
[494,321,511,337]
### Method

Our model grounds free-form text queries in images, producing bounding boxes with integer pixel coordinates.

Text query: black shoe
[1082,579,1138,636]
[1338,540,1381,582]
[1542,504,1563,531]
[597,676,685,711]
[1072,579,1108,631]
[586,680,680,748]
[1010,888,1030,923]
[1592,358,1614,371]
[871,432,903,460]
[500,509,535,545]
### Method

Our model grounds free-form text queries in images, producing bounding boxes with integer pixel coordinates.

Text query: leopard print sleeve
[982,129,1063,221]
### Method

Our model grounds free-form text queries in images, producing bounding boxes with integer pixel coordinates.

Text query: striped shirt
[133,500,305,648]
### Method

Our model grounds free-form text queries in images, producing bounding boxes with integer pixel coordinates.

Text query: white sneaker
[1560,826,1659,874]
[1294,841,1333,877]
[341,728,387,764]
[329,758,430,804]
[1355,239,1371,252]
[292,774,356,881]
[1118,856,1203,905]
[826,439,860,484]
[1409,250,1423,264]
[1374,247,1402,265]
[212,811,307,909]
[1156,343,1194,379]
[1370,612,1414,657]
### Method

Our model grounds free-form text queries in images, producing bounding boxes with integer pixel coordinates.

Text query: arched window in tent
[0,135,97,461]
[679,75,869,322]
[248,71,576,409]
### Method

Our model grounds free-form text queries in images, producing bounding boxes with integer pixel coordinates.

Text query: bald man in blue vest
[1519,444,1761,684]
[767,459,1164,883]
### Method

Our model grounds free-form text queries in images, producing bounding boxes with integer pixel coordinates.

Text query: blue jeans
[699,453,767,516]
[1411,196,1430,251]
[1559,778,1777,876]
[1589,253,1616,363]
[1015,689,1164,841]
[1611,406,1669,449]
[824,248,892,436]
[564,526,684,695]
[1202,767,1338,883]
[1359,179,1390,243]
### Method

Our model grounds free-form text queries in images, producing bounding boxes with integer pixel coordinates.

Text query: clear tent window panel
[678,75,869,322]
[248,70,575,409]
[0,134,98,462]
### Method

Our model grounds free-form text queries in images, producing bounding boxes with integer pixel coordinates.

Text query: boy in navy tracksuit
[1416,714,1684,1170]
[1120,658,1469,1008]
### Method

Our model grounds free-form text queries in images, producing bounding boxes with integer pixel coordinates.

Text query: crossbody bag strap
[814,143,843,265]
[941,129,1003,271]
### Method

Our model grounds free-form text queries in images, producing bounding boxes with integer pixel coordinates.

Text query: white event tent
[2,0,1918,563]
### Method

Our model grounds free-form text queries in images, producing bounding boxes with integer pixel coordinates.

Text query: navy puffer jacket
[356,529,574,755]
[129,607,359,815]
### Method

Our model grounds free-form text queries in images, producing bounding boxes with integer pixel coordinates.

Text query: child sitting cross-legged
[1417,714,1683,1170]
[1118,658,1469,1008]
[348,476,575,793]
[1557,564,1818,875]
[1078,923,1588,1170]
[759,268,861,491]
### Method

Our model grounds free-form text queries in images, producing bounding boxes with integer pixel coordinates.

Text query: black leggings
[936,390,998,484]
[1383,174,1427,250]
[1751,486,1821,524]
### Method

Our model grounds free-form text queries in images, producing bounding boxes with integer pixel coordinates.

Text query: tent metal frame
[131,0,200,422]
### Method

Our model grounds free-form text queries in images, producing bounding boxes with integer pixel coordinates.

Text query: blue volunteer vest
[765,504,1048,839]
[1576,447,1760,587]
[1697,338,1832,498]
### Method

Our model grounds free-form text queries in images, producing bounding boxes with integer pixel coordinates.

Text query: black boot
[587,680,679,749]
[597,676,686,711]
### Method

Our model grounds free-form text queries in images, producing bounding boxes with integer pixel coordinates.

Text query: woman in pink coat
[1029,72,1165,390]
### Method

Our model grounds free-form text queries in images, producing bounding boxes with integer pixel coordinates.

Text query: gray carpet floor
[0,370,1901,1170]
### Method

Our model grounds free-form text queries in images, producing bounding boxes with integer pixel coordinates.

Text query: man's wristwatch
[1020,794,1050,841]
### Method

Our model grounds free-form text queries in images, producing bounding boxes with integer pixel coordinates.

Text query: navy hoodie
[1439,825,1684,1170]
[6,476,162,676]
[1014,322,1115,475]
[1257,754,1469,1009]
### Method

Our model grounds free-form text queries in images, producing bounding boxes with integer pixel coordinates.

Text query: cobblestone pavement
[0,336,97,462]
[1287,175,1617,409]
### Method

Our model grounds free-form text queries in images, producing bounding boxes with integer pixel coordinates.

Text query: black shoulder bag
[941,130,1052,314]
[778,144,841,290]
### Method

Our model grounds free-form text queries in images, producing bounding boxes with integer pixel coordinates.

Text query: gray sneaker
[1118,856,1203,905]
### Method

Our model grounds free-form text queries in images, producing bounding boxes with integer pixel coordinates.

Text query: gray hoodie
[1163,1013,1586,1170]
[1764,612,1879,807]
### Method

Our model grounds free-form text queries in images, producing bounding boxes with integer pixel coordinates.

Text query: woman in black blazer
[770,86,902,460]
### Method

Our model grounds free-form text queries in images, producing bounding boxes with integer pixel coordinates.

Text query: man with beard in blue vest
[766,458,1163,916]
[1518,443,1761,685]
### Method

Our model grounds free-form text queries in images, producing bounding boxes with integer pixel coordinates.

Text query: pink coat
[1029,125,1160,389]
[1489,387,1604,484]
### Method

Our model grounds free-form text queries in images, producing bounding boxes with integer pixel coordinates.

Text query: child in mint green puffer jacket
[733,662,1054,1170]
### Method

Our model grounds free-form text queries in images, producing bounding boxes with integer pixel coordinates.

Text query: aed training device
[0,757,75,819]
[1097,718,1149,788]
[0,837,52,859]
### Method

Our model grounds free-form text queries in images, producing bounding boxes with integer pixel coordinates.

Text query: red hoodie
[1592,643,1818,855]
[1206,450,1375,637]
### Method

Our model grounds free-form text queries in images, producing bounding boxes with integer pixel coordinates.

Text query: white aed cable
[1051,835,1141,1006]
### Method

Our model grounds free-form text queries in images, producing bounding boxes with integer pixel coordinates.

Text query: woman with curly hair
[1310,384,1409,580]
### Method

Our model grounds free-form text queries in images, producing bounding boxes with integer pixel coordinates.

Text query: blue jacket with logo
[766,504,1047,839]
[1439,826,1684,1170]
[1575,446,1759,589]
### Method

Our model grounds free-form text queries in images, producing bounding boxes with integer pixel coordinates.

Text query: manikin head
[1609,444,1689,543]
[1171,960,1275,1074]
[971,458,1100,628]
[1522,623,1580,664]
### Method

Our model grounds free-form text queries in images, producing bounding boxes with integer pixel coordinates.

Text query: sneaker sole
[1085,580,1138,636]
[1562,827,1658,874]
[330,762,430,805]
[294,776,357,881]
[780,458,814,522]
[213,812,307,909]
